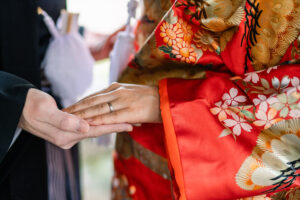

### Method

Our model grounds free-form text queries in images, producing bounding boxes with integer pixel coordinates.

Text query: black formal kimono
[0,0,80,199]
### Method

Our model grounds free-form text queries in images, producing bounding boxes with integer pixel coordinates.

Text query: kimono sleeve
[0,71,34,163]
[159,65,300,200]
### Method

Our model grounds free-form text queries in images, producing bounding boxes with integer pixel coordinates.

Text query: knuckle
[34,103,45,115]
[60,117,73,129]
[111,82,120,87]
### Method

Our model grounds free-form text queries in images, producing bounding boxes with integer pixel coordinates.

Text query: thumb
[48,109,90,133]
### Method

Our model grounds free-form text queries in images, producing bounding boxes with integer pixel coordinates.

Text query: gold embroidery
[116,133,171,180]
[249,0,300,70]
[119,66,206,86]
[236,119,300,192]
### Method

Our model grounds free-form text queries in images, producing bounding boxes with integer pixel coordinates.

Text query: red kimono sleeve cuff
[159,78,187,200]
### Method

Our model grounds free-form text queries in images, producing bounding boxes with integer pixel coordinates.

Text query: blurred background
[66,0,131,199]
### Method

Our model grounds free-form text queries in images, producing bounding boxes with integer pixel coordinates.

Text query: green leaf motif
[159,45,172,54]
[219,129,232,138]
[252,86,265,90]
[170,53,176,58]
[253,106,256,114]
[241,110,255,120]
[261,78,270,89]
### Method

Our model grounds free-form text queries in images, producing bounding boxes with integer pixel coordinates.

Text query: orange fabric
[159,79,187,200]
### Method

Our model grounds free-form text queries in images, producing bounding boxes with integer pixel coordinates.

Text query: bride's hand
[63,83,162,126]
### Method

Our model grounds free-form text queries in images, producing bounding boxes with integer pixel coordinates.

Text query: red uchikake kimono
[112,0,300,199]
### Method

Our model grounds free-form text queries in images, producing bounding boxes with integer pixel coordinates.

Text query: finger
[63,91,118,114]
[45,109,90,134]
[31,121,82,149]
[79,82,121,101]
[86,123,133,137]
[133,123,142,127]
[88,109,132,125]
[73,100,126,119]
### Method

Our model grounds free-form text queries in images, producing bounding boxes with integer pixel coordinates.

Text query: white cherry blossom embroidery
[290,109,300,118]
[289,102,300,118]
[291,77,300,87]
[253,95,269,112]
[210,101,231,121]
[253,95,267,106]
[222,88,247,106]
[244,72,260,83]
[254,109,281,129]
[224,113,252,136]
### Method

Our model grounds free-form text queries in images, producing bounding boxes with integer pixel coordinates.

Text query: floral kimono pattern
[113,0,300,199]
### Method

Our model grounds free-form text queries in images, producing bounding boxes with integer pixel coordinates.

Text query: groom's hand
[19,89,133,149]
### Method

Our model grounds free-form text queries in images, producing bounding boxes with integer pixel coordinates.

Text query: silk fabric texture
[113,0,300,199]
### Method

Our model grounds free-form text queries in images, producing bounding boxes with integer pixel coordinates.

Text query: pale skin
[19,88,133,149]
[64,83,162,126]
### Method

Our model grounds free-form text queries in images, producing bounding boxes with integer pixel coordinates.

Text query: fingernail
[77,120,89,133]
[126,126,133,132]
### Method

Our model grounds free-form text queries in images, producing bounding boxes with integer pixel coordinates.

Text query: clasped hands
[19,83,160,149]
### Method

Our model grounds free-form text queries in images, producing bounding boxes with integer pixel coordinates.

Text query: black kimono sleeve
[0,71,34,163]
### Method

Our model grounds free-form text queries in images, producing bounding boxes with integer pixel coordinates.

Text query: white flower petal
[290,110,300,118]
[229,88,238,98]
[215,101,222,107]
[258,95,267,101]
[224,100,232,106]
[259,102,268,112]
[231,101,238,106]
[224,119,238,127]
[243,74,251,82]
[233,124,241,136]
[231,112,240,121]
[255,110,267,121]
[241,123,252,132]
[267,109,277,120]
[253,98,260,106]
[291,77,300,87]
[267,97,279,105]
[254,120,267,127]
[218,111,227,121]
[234,95,247,103]
[222,93,230,101]
[252,73,259,83]
[210,107,221,115]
